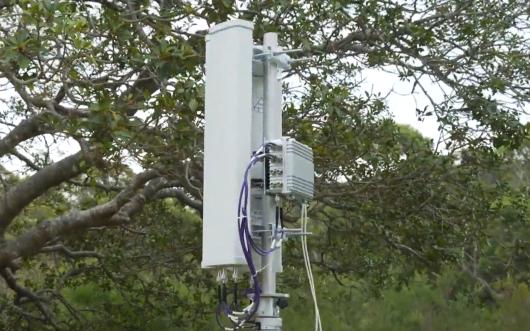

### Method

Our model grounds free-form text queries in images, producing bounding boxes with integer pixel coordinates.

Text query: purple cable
[237,160,259,320]
[236,154,271,320]
[229,150,281,326]
[216,154,267,329]
[239,157,276,256]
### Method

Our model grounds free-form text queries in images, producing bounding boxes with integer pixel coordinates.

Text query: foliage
[0,0,528,330]
[284,271,530,331]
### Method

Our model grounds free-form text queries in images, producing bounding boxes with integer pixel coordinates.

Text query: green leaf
[17,55,31,69]
[188,98,198,112]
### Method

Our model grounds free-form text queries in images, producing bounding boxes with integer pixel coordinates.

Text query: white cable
[301,203,322,331]
[301,206,313,325]
[302,205,319,330]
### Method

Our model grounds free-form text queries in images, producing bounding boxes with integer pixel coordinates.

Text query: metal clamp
[253,46,292,70]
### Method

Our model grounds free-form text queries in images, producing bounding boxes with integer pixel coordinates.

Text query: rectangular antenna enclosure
[266,137,314,201]
[202,20,254,269]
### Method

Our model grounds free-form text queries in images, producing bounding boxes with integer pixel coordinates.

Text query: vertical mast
[256,32,283,330]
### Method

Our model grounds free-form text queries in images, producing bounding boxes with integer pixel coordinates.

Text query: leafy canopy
[0,0,528,330]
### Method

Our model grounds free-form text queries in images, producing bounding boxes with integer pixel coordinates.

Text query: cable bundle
[216,146,279,330]
[236,152,265,321]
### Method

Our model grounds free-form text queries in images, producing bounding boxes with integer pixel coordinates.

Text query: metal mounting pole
[255,32,283,331]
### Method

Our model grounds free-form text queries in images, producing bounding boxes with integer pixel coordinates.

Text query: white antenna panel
[202,20,254,268]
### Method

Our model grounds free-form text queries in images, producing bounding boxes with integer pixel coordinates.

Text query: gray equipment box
[265,137,314,201]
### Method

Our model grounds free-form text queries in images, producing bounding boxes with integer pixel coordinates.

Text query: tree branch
[0,150,97,233]
[0,268,41,303]
[39,244,103,259]
[0,112,54,158]
[154,188,202,213]
[0,170,159,267]
[9,149,40,171]
[0,267,59,328]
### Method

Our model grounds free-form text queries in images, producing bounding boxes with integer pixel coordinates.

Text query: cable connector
[217,269,228,284]
[232,268,240,282]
